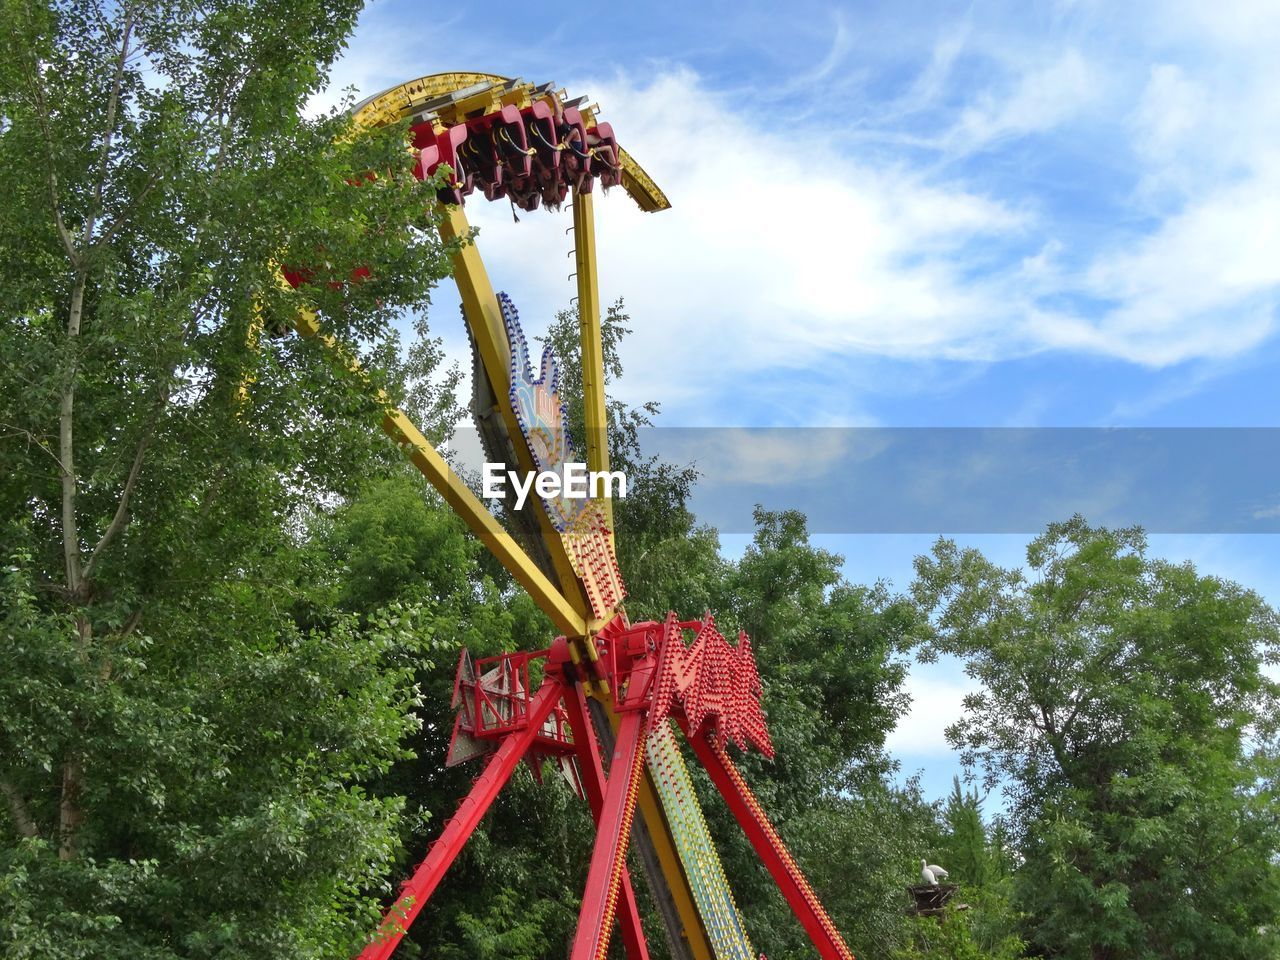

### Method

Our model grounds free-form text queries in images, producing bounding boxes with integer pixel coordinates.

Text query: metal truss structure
[282,72,855,960]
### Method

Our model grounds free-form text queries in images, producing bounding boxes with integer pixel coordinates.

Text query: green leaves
[0,0,457,953]
[914,518,1280,959]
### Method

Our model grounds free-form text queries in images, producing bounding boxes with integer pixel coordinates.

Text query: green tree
[933,778,1028,959]
[296,472,587,960]
[688,508,922,960]
[942,778,990,888]
[0,0,456,954]
[913,518,1280,959]
[896,904,1028,960]
[799,778,942,960]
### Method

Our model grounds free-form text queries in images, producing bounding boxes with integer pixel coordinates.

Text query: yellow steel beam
[437,205,592,614]
[350,72,515,128]
[291,307,587,638]
[618,146,672,213]
[572,190,611,512]
[338,75,708,955]
[571,176,710,960]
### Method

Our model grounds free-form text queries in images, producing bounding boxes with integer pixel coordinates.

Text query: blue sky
[312,0,1280,803]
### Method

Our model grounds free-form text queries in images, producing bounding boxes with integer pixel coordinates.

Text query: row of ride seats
[279,99,618,292]
[411,100,622,210]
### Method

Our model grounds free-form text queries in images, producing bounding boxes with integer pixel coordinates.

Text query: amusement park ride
[281,73,855,960]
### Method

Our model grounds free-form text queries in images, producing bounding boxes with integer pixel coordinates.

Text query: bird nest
[906,883,967,917]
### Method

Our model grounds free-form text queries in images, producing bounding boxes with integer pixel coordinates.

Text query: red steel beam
[570,707,648,960]
[563,681,652,960]
[358,678,565,960]
[683,728,855,960]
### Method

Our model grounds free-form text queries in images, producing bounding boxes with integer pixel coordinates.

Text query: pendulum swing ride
[280,72,855,960]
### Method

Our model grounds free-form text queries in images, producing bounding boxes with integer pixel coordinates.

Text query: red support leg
[563,683,652,960]
[684,729,855,960]
[569,707,648,960]
[357,678,566,960]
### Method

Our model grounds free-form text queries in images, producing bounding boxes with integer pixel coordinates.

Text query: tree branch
[95,167,162,248]
[15,22,80,266]
[84,407,160,580]
[58,758,82,859]
[83,10,135,248]
[0,422,71,475]
[198,464,229,521]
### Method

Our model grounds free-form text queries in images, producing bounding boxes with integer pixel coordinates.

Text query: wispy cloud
[942,48,1102,155]
[461,68,1031,418]
[309,1,1280,426]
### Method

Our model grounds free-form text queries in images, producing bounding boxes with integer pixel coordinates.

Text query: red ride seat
[464,104,530,201]
[412,122,471,205]
[492,104,533,179]
[523,100,559,172]
[587,123,622,188]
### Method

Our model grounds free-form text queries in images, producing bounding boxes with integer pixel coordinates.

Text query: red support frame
[683,726,855,960]
[357,617,855,959]
[563,682,652,960]
[471,651,537,736]
[357,677,565,960]
[570,708,649,960]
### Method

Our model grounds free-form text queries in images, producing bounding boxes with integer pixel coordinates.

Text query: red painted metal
[683,727,855,960]
[569,707,649,960]
[360,613,853,958]
[587,122,622,187]
[597,614,773,757]
[410,123,470,204]
[284,80,853,959]
[563,679,651,960]
[357,677,565,960]
[470,651,532,736]
[445,648,575,771]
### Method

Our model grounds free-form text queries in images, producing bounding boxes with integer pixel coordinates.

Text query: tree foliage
[0,0,454,953]
[913,518,1280,959]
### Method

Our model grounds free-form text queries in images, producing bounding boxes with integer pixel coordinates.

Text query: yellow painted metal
[350,72,513,128]
[237,306,264,410]
[437,205,591,612]
[291,306,587,637]
[572,189,613,532]
[618,146,672,212]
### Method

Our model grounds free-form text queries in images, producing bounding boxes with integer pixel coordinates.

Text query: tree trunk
[58,756,83,859]
[60,275,86,598]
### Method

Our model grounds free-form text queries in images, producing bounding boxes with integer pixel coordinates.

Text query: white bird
[921,859,949,885]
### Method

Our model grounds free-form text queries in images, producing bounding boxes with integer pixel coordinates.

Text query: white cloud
[456,61,1280,409]
[307,4,1280,420]
[1155,0,1280,49]
[1069,7,1280,366]
[660,429,883,486]
[1073,172,1280,363]
[460,69,1031,417]
[887,664,977,756]
[946,49,1101,153]
[1132,64,1208,175]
